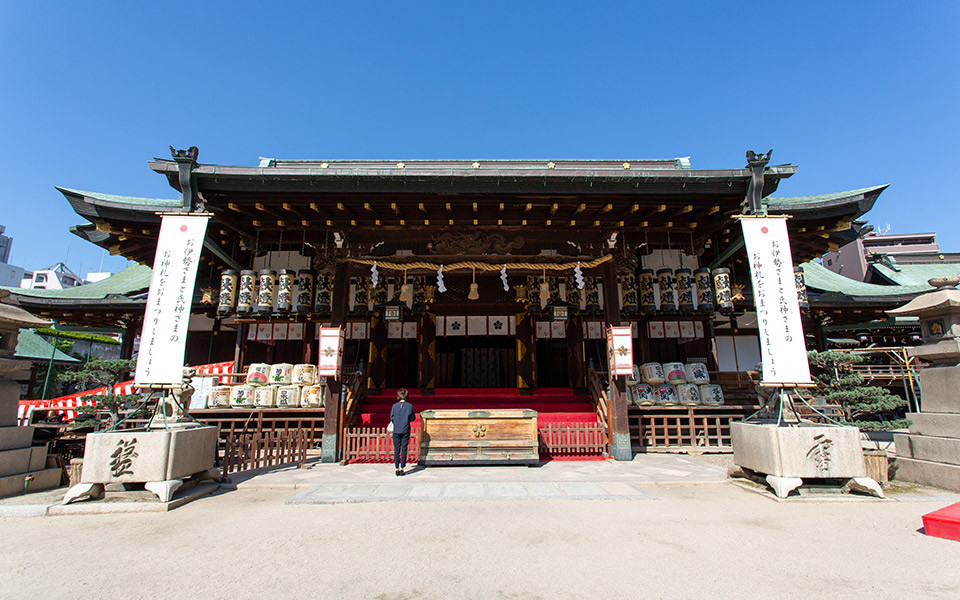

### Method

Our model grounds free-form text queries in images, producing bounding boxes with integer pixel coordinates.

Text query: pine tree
[58,358,140,428]
[806,350,910,430]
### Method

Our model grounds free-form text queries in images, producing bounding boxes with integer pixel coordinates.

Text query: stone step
[893,456,960,493]
[0,467,61,498]
[908,412,960,438]
[0,426,34,451]
[894,433,960,465]
[0,446,48,477]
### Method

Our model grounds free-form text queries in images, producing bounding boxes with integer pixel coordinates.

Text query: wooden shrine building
[46,148,891,462]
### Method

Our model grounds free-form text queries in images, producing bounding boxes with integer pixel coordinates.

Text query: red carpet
[360,388,597,427]
[355,387,605,462]
[923,503,960,542]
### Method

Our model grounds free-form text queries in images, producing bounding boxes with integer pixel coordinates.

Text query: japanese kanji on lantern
[740,216,812,385]
[317,326,345,380]
[135,215,210,386]
[606,325,634,377]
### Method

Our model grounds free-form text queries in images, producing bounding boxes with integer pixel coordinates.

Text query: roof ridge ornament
[170,146,200,212]
[744,149,773,215]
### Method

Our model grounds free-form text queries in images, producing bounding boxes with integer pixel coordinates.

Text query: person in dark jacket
[389,388,415,476]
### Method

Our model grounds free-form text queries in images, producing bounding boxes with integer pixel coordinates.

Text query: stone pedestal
[888,278,960,492]
[732,421,883,498]
[63,424,218,504]
[0,371,60,498]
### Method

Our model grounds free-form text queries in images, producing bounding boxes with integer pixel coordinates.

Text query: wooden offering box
[419,409,539,465]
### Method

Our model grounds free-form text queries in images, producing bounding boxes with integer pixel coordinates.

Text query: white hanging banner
[318,326,345,380]
[740,217,812,384]
[135,215,209,386]
[606,325,634,377]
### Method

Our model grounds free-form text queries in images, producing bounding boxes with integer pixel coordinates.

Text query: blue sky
[1,2,957,275]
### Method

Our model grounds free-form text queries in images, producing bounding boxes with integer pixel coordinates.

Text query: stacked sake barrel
[628,362,724,407]
[209,363,326,409]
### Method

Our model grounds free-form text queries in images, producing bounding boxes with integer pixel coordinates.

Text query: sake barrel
[634,383,656,406]
[301,384,325,407]
[641,362,665,385]
[276,385,301,408]
[664,362,687,385]
[655,384,678,406]
[254,386,277,408]
[292,364,317,385]
[677,383,701,406]
[269,363,293,385]
[699,384,724,405]
[684,362,710,384]
[230,385,255,408]
[210,386,232,408]
[246,363,270,386]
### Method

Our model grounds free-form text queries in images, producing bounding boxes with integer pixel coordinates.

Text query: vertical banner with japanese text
[741,217,811,384]
[135,215,210,385]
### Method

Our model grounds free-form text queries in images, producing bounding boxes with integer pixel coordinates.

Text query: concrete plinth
[908,412,960,438]
[895,433,960,465]
[893,456,960,493]
[917,364,960,414]
[0,426,34,451]
[0,448,32,477]
[0,381,20,427]
[0,468,62,497]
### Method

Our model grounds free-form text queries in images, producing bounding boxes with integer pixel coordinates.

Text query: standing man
[390,388,415,476]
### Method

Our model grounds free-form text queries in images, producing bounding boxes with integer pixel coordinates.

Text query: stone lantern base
[893,364,960,492]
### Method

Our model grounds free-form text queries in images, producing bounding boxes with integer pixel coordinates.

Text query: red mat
[922,503,960,542]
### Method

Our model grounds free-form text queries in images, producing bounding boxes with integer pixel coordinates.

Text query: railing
[222,429,308,474]
[342,426,420,464]
[539,422,607,457]
[630,406,756,453]
[586,368,612,446]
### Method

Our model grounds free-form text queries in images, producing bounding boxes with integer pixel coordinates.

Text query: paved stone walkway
[226,454,728,504]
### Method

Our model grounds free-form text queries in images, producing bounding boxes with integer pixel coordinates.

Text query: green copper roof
[57,187,180,208]
[14,329,80,363]
[765,185,888,209]
[2,264,152,299]
[801,260,931,297]
[871,262,960,286]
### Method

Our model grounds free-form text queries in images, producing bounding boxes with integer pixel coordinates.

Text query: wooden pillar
[566,315,585,390]
[233,323,247,372]
[119,317,140,360]
[367,315,387,391]
[321,261,350,463]
[418,312,437,394]
[303,322,315,364]
[602,261,631,461]
[516,312,536,392]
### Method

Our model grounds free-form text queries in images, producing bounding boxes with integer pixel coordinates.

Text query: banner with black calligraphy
[740,217,812,385]
[135,215,210,386]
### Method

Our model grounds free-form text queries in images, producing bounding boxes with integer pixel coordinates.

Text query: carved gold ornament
[472,424,487,438]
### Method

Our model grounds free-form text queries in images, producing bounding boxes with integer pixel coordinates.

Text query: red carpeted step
[922,503,960,542]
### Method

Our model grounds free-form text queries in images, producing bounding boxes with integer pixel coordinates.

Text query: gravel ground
[2,480,958,600]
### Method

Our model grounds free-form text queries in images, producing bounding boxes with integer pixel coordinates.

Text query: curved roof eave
[765,185,888,220]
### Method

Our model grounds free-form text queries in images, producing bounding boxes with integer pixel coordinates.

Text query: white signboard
[606,325,634,377]
[318,326,345,380]
[135,215,209,385]
[741,217,812,384]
